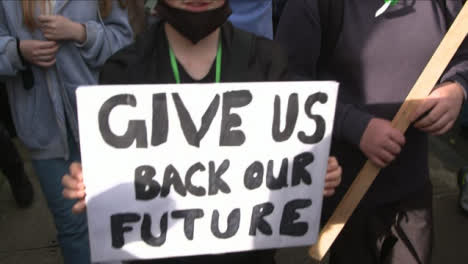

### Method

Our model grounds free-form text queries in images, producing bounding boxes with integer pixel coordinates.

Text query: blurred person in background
[229,0,273,39]
[0,1,133,263]
[0,83,33,208]
[127,0,161,35]
[459,104,468,214]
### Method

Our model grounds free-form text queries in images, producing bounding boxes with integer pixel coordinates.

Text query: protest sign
[76,81,338,262]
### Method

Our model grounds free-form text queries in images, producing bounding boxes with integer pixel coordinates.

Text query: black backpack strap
[438,0,466,28]
[225,24,255,82]
[317,0,344,70]
[437,0,451,26]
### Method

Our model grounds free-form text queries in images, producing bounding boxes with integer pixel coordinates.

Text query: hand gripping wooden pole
[310,2,468,261]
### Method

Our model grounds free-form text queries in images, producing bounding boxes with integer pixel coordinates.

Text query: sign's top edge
[76,81,340,90]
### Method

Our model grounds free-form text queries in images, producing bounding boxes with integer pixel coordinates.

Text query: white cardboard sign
[76,81,338,262]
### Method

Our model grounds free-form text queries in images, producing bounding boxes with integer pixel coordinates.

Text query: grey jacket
[276,0,468,205]
[0,0,133,159]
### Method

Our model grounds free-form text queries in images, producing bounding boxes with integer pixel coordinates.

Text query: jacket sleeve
[0,4,26,77]
[99,41,140,85]
[275,0,372,146]
[76,0,133,68]
[253,38,290,81]
[440,0,468,98]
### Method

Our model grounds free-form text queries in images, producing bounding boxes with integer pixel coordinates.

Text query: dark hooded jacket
[276,0,468,211]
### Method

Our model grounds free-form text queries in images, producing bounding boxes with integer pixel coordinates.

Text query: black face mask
[156,1,232,44]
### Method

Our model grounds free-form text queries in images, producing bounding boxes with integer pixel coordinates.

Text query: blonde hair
[22,0,127,31]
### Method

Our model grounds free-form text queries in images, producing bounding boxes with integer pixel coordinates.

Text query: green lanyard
[169,40,222,84]
[384,0,399,5]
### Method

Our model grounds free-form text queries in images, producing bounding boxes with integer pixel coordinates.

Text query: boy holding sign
[63,0,342,263]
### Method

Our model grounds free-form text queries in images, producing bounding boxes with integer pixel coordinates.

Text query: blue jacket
[0,0,133,160]
[229,0,273,39]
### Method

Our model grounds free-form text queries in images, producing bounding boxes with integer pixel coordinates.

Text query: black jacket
[0,83,15,137]
[276,0,468,208]
[100,22,289,85]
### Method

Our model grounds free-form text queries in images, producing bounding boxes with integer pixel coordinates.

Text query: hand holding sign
[62,162,86,214]
[323,157,342,197]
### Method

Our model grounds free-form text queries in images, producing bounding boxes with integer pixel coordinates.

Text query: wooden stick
[310,2,468,261]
